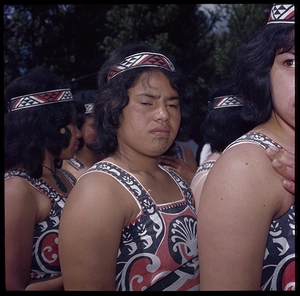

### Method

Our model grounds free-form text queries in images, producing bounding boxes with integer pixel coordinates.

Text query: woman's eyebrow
[137,93,179,100]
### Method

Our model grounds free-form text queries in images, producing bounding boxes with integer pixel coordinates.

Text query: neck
[110,149,161,175]
[42,152,57,173]
[42,162,68,193]
[42,164,56,175]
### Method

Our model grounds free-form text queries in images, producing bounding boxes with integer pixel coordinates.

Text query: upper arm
[58,172,133,290]
[5,178,38,290]
[190,172,208,214]
[197,145,282,290]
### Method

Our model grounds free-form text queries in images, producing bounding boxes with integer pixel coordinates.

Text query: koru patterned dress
[85,161,200,291]
[5,169,76,279]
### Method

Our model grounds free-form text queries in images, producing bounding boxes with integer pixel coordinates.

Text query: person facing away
[190,79,257,213]
[4,66,82,290]
[197,3,295,290]
[62,89,105,180]
[58,43,200,291]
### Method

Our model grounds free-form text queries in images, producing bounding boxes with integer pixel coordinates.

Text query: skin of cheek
[82,123,97,145]
[270,55,295,128]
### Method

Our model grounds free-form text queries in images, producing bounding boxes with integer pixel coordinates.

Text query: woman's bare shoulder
[201,142,289,219]
[65,167,141,226]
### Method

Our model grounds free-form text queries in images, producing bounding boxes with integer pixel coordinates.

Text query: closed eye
[167,103,179,109]
[141,102,153,106]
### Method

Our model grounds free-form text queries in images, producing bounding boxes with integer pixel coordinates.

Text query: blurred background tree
[3,3,272,143]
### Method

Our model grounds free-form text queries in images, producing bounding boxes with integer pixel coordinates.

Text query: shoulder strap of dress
[59,168,77,185]
[4,170,63,199]
[195,160,216,176]
[66,157,86,170]
[223,132,282,153]
[87,161,153,213]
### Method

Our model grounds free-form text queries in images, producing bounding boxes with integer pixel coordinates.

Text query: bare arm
[58,172,137,290]
[197,145,286,290]
[5,178,63,290]
[5,178,37,290]
[266,146,294,194]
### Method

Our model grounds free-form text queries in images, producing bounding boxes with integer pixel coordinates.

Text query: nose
[154,105,170,123]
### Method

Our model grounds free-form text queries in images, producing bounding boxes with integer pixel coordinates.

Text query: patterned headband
[267,4,294,24]
[208,95,244,111]
[84,103,94,114]
[8,89,73,112]
[107,52,176,82]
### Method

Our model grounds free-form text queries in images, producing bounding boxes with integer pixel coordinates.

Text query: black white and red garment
[4,169,76,279]
[86,161,200,291]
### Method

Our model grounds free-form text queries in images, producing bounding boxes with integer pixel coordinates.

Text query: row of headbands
[208,95,244,111]
[107,52,176,82]
[8,89,73,112]
[8,4,294,112]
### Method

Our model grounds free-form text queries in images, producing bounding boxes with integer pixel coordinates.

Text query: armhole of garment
[5,171,55,202]
[84,164,143,219]
[191,160,215,190]
[191,171,209,192]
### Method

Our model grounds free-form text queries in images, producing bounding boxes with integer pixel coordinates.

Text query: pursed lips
[150,126,171,138]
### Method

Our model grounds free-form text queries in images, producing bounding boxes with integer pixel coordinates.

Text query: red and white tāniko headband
[208,95,244,111]
[267,4,295,25]
[8,89,73,112]
[107,52,176,82]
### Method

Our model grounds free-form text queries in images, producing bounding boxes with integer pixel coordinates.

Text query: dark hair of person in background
[73,89,99,150]
[4,66,80,179]
[200,79,256,153]
[92,43,194,158]
[237,23,294,124]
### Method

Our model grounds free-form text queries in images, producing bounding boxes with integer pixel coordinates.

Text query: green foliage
[213,4,272,81]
